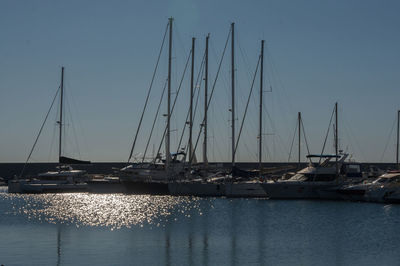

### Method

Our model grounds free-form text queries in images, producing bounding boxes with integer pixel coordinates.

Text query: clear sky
[1,0,399,163]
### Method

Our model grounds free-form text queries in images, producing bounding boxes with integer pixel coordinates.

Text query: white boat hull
[225,182,267,197]
[8,180,87,193]
[261,181,339,199]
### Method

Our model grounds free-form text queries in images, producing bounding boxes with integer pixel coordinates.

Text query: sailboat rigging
[9,67,90,193]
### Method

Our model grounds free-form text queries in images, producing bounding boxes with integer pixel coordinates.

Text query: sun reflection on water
[2,192,201,230]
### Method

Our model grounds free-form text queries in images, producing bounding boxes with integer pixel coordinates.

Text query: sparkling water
[1,187,400,266]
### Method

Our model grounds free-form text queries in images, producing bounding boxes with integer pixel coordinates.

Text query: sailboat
[169,23,269,196]
[168,24,235,197]
[8,67,90,193]
[119,17,188,195]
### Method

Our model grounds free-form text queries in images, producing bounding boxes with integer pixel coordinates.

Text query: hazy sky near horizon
[1,0,400,163]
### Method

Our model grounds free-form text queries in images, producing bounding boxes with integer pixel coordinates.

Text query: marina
[3,16,399,204]
[2,1,400,265]
[2,160,400,204]
[3,56,400,201]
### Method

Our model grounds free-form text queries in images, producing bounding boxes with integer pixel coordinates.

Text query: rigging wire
[211,42,231,109]
[128,22,169,163]
[189,27,232,164]
[207,45,230,161]
[237,33,263,151]
[234,54,261,158]
[301,117,312,161]
[341,113,366,162]
[237,33,254,85]
[66,78,91,161]
[287,121,298,162]
[65,88,82,159]
[155,49,192,161]
[192,53,206,123]
[261,100,290,160]
[142,79,168,162]
[319,106,335,164]
[238,50,260,149]
[48,100,60,161]
[182,53,206,157]
[176,49,206,154]
[264,47,296,153]
[174,23,188,61]
[380,115,397,162]
[19,87,60,177]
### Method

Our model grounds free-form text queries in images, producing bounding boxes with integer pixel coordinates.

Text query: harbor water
[1,186,400,266]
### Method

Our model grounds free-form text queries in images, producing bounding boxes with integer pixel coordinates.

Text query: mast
[189,37,195,172]
[259,40,264,178]
[231,22,235,168]
[397,110,400,169]
[298,112,301,168]
[166,17,173,174]
[203,34,209,170]
[59,66,64,162]
[335,102,338,176]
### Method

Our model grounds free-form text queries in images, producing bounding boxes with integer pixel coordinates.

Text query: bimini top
[171,152,186,156]
[306,154,341,158]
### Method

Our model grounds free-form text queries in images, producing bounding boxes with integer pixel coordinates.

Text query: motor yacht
[260,153,355,199]
[335,171,400,202]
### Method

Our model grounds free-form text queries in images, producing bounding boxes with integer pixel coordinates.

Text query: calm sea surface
[1,186,400,266]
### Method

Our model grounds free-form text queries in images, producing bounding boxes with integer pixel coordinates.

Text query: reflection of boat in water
[8,67,90,193]
[384,185,400,203]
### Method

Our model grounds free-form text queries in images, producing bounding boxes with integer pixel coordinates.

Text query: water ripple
[1,191,201,230]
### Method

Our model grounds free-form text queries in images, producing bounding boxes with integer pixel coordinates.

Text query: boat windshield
[288,174,308,181]
[374,175,400,184]
[288,173,337,182]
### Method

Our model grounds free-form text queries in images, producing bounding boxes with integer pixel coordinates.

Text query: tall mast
[166,17,173,173]
[298,112,301,168]
[231,22,235,168]
[259,40,264,178]
[397,110,400,169]
[59,66,64,162]
[189,37,195,172]
[335,102,338,176]
[203,34,209,170]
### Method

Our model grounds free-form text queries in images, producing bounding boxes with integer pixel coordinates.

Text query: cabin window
[289,174,308,181]
[346,165,361,173]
